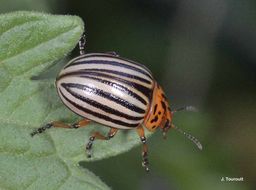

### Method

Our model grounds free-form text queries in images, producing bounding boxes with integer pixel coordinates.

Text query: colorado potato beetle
[31,33,202,172]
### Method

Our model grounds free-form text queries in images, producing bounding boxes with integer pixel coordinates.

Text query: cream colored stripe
[57,76,147,116]
[58,87,142,129]
[57,75,150,108]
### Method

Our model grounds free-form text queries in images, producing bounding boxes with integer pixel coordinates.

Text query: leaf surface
[0,11,151,189]
[0,11,110,190]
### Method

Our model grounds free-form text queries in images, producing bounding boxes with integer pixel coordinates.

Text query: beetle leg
[136,126,150,172]
[86,128,118,158]
[30,119,90,137]
[78,32,86,55]
[71,119,90,128]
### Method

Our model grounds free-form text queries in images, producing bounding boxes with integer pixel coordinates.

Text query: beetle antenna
[172,106,198,114]
[172,125,203,150]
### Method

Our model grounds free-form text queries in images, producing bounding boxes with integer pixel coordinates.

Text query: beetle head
[144,83,203,150]
[144,83,173,136]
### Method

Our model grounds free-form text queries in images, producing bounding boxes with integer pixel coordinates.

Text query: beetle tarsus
[140,136,150,172]
[162,131,167,139]
[86,136,95,158]
[85,128,118,158]
[30,123,53,137]
[79,33,86,55]
[142,151,150,172]
[136,127,150,172]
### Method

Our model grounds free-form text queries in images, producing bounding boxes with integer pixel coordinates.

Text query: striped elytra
[56,53,157,130]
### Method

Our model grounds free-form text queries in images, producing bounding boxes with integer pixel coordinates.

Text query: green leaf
[0,11,152,189]
[0,11,110,190]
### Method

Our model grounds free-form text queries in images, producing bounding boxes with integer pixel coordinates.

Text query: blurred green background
[1,0,255,189]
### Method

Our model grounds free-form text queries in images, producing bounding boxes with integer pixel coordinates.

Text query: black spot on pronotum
[161,101,167,112]
[153,104,158,114]
[150,115,158,123]
[158,111,161,115]
[152,125,157,129]
[161,93,167,100]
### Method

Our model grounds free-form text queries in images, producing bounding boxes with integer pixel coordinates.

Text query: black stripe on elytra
[90,53,153,77]
[81,68,152,84]
[57,72,150,105]
[65,53,153,78]
[58,71,153,101]
[59,89,139,128]
[79,71,152,99]
[75,75,147,105]
[64,86,144,121]
[61,83,146,114]
[65,59,152,79]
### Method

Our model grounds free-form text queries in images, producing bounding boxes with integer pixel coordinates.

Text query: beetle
[31,33,202,172]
